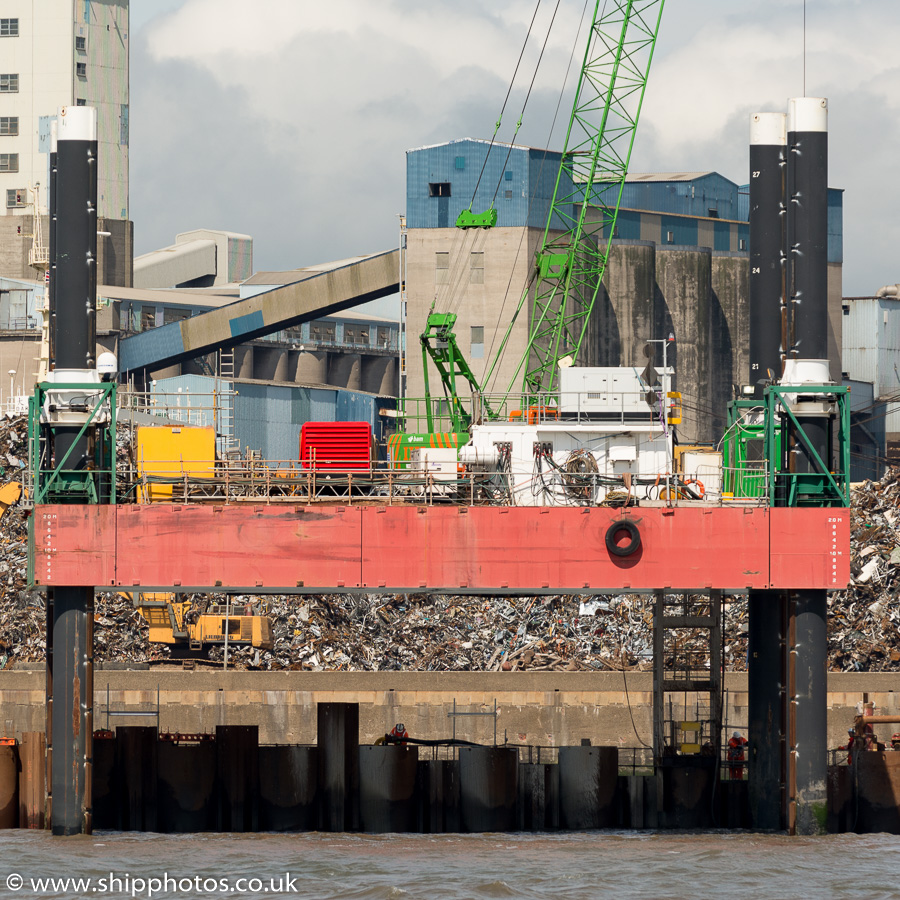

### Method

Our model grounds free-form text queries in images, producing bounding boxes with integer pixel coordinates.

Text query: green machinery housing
[724,382,850,507]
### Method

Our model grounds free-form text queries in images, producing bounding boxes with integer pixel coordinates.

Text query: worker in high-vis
[727,731,748,780]
[389,723,409,745]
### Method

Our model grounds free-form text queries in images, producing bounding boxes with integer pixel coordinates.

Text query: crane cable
[467,0,545,212]
[482,0,593,392]
[489,0,563,209]
[442,0,558,323]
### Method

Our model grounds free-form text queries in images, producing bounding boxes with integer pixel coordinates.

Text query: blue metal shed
[406,138,568,230]
[150,376,396,461]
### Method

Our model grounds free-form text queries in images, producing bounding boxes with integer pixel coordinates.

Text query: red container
[300,421,373,470]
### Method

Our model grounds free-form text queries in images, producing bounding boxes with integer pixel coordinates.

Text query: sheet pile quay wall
[0,671,886,751]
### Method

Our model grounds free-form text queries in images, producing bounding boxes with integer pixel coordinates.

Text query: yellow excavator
[128,592,275,656]
[128,426,275,655]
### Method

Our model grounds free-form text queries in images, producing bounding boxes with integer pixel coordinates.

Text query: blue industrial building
[406,137,843,260]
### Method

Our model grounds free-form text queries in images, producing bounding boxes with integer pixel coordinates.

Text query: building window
[613,225,619,238]
[505,170,513,181]
[666,230,674,244]
[75,35,86,51]
[139,307,156,332]
[376,326,391,349]
[0,19,18,37]
[76,62,87,78]
[163,307,189,325]
[455,156,465,170]
[471,326,484,360]
[739,238,747,251]
[504,190,513,200]
[6,189,26,208]
[0,117,17,136]
[344,324,369,345]
[429,182,451,197]
[0,154,19,173]
[310,320,335,344]
[0,74,19,92]
[469,251,484,285]
[708,208,719,218]
[76,98,86,106]
[435,251,450,284]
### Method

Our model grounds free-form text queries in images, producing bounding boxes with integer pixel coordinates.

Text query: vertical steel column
[709,590,723,761]
[48,106,99,836]
[748,112,787,393]
[45,125,58,832]
[785,98,831,475]
[747,589,786,829]
[786,97,828,363]
[652,590,665,817]
[652,591,665,761]
[788,589,828,835]
[50,587,92,834]
[48,126,58,371]
[783,98,830,836]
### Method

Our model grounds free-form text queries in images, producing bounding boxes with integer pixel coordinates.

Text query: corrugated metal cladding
[120,321,185,372]
[150,375,222,431]
[846,378,886,482]
[828,189,843,265]
[0,278,42,329]
[842,297,900,399]
[406,139,567,230]
[737,186,749,222]
[149,375,395,462]
[234,383,299,461]
[227,235,253,282]
[660,215,698,247]
[599,210,746,253]
[620,174,741,220]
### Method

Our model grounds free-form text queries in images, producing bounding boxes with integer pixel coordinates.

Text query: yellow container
[136,426,215,502]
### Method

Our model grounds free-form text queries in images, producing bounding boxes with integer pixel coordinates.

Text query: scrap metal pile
[0,411,896,673]
[828,467,900,672]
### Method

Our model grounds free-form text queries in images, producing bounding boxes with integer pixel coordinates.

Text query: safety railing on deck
[119,454,776,509]
[124,456,508,506]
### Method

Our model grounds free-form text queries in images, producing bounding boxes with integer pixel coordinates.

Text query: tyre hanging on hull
[605,519,641,557]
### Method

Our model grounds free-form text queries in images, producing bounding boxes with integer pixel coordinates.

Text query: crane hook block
[456,208,498,229]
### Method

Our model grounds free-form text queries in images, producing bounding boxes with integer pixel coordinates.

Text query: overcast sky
[130,0,900,297]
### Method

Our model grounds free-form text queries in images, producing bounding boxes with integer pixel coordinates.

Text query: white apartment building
[0,0,128,219]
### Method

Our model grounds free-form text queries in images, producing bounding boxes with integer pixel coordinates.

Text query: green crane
[414,0,665,436]
[420,310,496,433]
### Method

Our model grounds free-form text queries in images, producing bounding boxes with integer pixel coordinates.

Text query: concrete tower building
[0,0,131,283]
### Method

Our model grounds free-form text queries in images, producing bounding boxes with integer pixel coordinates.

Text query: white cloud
[130,0,900,294]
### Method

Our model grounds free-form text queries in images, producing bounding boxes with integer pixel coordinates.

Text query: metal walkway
[119,249,400,373]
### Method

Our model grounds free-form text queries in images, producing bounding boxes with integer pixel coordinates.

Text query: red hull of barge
[32,505,849,592]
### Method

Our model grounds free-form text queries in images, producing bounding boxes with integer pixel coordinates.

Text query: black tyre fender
[605,519,641,557]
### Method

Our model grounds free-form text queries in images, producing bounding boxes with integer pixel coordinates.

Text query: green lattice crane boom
[421,311,496,433]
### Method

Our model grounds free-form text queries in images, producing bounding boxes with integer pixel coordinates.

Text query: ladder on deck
[653,591,723,762]
[216,349,239,458]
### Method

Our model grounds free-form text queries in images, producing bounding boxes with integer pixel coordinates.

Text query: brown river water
[1,831,897,899]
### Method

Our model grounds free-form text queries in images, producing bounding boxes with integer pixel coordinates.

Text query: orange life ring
[684,478,705,499]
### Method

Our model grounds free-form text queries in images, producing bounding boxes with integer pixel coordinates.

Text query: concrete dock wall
[0,670,891,750]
